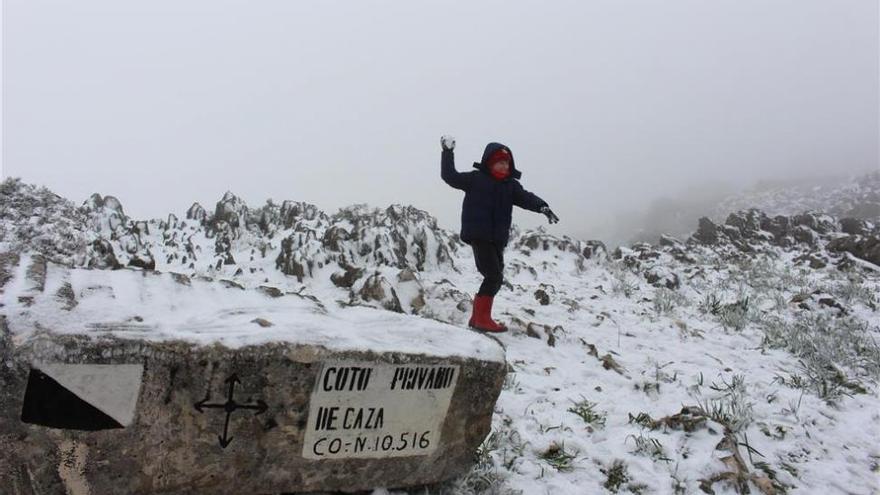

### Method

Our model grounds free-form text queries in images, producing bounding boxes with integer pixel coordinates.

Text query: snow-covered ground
[1,177,878,494]
[443,250,879,495]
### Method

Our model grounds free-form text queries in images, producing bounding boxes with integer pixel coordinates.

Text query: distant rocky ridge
[713,171,880,221]
[0,178,880,294]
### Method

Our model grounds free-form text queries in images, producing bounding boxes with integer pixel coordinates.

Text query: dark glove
[441,135,456,151]
[540,206,559,224]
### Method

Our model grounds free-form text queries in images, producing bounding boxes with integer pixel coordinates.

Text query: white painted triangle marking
[35,363,144,427]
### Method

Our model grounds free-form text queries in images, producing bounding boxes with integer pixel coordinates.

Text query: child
[440,135,559,332]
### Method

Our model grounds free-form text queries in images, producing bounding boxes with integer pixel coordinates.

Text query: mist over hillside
[586,171,879,249]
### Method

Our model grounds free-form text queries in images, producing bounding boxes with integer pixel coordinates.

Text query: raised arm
[440,135,472,191]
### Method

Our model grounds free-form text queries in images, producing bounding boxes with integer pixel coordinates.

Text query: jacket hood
[473,142,522,180]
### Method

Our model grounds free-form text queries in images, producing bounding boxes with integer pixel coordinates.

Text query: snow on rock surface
[2,253,502,361]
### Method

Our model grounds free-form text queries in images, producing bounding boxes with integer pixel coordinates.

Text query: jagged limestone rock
[398,267,418,283]
[410,292,427,314]
[331,264,365,289]
[87,239,121,270]
[83,193,125,217]
[279,200,324,228]
[213,191,249,233]
[644,266,680,290]
[516,230,581,255]
[725,209,764,234]
[534,289,550,306]
[793,211,837,235]
[186,202,208,223]
[322,225,352,252]
[827,235,880,266]
[276,236,311,282]
[127,252,156,271]
[165,213,179,230]
[693,217,719,244]
[792,225,820,247]
[353,272,403,313]
[582,240,608,260]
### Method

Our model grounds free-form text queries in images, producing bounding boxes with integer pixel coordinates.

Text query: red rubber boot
[469,295,507,333]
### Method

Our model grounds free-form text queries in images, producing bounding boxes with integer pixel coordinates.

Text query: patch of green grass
[627,433,672,463]
[567,396,607,428]
[709,373,746,394]
[698,397,753,434]
[627,411,657,429]
[602,460,631,493]
[539,442,577,472]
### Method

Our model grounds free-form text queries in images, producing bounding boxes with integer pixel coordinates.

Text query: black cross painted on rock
[194,374,268,448]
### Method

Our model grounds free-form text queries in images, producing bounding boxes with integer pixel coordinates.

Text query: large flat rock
[0,253,507,494]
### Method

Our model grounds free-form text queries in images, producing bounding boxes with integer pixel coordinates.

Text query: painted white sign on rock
[33,363,143,426]
[303,362,459,460]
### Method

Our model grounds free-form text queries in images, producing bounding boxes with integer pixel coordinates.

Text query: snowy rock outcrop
[0,254,505,494]
[0,179,90,265]
[610,206,880,292]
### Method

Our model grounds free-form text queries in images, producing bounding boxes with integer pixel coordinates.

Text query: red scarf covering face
[490,167,510,180]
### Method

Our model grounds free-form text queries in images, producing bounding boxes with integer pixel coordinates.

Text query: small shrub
[760,312,880,400]
[653,287,686,316]
[835,276,878,308]
[608,263,640,298]
[698,395,753,434]
[698,292,723,315]
[699,374,754,433]
[718,294,756,331]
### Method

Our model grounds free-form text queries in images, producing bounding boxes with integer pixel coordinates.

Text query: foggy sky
[3,0,878,244]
